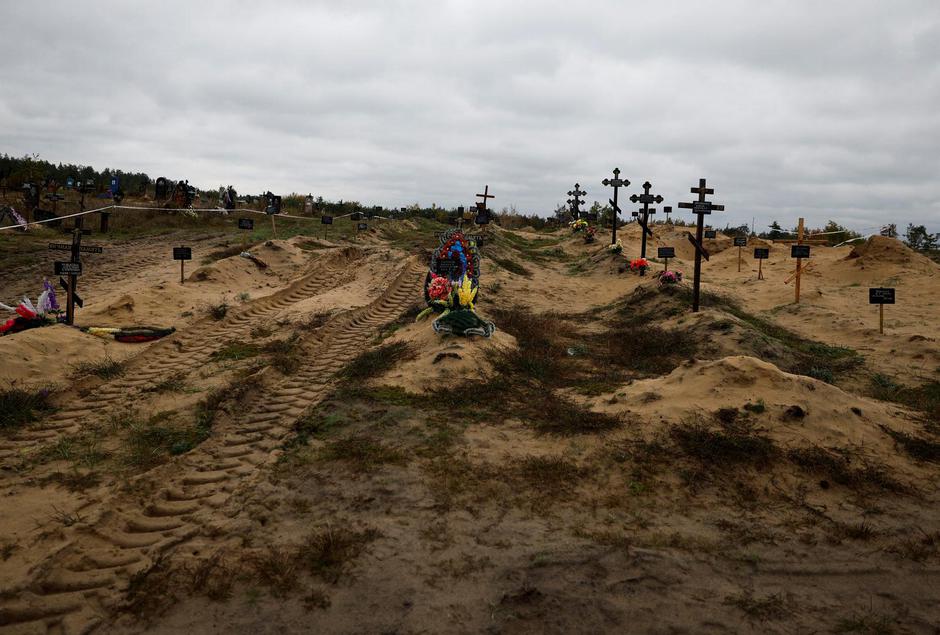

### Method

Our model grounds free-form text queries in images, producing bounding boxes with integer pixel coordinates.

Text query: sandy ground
[0,218,938,634]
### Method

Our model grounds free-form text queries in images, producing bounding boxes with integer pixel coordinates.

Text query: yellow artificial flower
[456,275,477,309]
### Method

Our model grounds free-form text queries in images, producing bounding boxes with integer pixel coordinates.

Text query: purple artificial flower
[43,279,59,311]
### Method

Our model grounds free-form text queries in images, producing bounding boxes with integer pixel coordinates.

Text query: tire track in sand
[0,247,366,469]
[0,258,424,633]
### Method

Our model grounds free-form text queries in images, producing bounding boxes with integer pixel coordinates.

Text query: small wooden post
[664,256,669,272]
[879,304,884,335]
[271,214,277,239]
[737,246,742,272]
[758,258,764,280]
[180,259,185,284]
[795,217,804,304]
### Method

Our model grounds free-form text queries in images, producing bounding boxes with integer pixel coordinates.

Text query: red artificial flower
[428,275,452,300]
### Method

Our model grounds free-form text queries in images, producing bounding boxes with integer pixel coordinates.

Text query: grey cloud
[1,0,938,233]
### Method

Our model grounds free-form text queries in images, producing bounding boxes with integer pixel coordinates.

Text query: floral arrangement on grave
[0,280,60,336]
[607,239,624,254]
[657,270,683,285]
[584,226,597,243]
[629,257,649,273]
[417,229,495,337]
[569,218,588,233]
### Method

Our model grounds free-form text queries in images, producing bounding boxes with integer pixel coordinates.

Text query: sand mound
[376,320,517,393]
[844,236,937,270]
[595,356,920,453]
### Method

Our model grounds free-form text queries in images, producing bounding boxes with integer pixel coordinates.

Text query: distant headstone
[733,236,747,247]
[173,247,192,260]
[265,192,281,215]
[155,177,168,201]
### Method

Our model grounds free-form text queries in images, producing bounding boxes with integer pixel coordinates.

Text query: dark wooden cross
[567,183,586,219]
[629,181,663,275]
[475,185,494,211]
[677,178,724,312]
[602,168,629,245]
[52,225,95,325]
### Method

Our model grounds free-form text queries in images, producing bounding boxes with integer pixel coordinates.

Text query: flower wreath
[417,229,495,337]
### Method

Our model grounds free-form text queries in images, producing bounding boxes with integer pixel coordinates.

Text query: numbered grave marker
[869,288,896,334]
[658,246,675,271]
[173,247,192,284]
[704,230,717,239]
[321,215,333,224]
[733,236,747,271]
[754,247,769,280]
[54,261,82,276]
[790,245,811,259]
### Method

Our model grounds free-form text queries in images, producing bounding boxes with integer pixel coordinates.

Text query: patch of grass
[724,591,788,621]
[743,400,766,414]
[0,386,55,430]
[833,611,897,634]
[603,324,698,376]
[210,340,260,362]
[336,341,416,382]
[296,526,378,583]
[525,392,621,435]
[250,324,273,338]
[207,302,229,321]
[490,255,531,277]
[787,446,907,493]
[515,456,585,492]
[869,377,940,423]
[264,334,302,374]
[807,367,835,383]
[671,422,778,467]
[288,411,350,447]
[144,374,188,393]
[121,411,210,470]
[879,426,940,463]
[251,547,299,598]
[318,435,406,471]
[69,356,124,380]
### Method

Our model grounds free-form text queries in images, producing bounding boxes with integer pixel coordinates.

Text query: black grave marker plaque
[791,245,811,259]
[657,247,675,259]
[733,236,747,247]
[704,230,717,239]
[55,261,82,276]
[238,218,254,230]
[321,215,333,225]
[173,247,192,260]
[754,248,770,259]
[869,288,895,304]
[357,223,367,231]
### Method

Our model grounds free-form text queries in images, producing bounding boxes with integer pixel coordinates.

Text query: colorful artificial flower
[656,270,683,284]
[427,274,451,301]
[608,240,624,254]
[569,218,588,232]
[629,257,649,272]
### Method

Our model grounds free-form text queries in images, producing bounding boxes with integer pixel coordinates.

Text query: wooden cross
[678,178,724,312]
[630,181,662,275]
[602,168,630,246]
[567,183,586,219]
[475,185,494,210]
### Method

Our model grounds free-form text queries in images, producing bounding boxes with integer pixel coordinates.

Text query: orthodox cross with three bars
[678,178,724,312]
[567,183,586,219]
[602,168,630,246]
[630,181,663,275]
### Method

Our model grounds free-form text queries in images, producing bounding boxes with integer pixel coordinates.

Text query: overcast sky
[1,1,938,232]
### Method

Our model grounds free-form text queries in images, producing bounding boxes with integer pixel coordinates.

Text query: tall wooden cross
[630,181,662,275]
[475,185,494,212]
[678,178,724,312]
[602,168,629,246]
[567,183,586,219]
